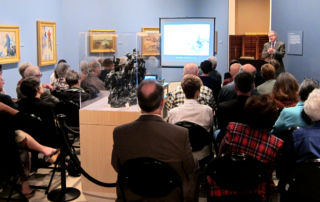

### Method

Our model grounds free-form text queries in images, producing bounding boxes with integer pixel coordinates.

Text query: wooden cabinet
[229,35,268,62]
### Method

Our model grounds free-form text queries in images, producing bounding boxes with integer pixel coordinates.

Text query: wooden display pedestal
[80,93,140,201]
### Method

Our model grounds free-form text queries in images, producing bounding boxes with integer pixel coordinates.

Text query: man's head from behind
[137,79,164,113]
[207,56,217,70]
[183,63,199,76]
[181,74,202,99]
[229,63,241,79]
[299,78,319,101]
[234,71,254,94]
[200,60,213,74]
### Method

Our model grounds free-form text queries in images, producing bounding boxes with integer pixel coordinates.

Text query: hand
[42,83,53,90]
[267,48,274,54]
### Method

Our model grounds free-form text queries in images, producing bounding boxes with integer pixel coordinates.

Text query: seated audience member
[112,79,199,202]
[81,60,105,95]
[18,77,58,148]
[273,78,319,133]
[199,60,221,101]
[216,71,255,143]
[217,62,241,103]
[17,62,32,87]
[0,75,18,108]
[268,58,282,77]
[19,65,59,106]
[168,74,214,161]
[54,69,91,103]
[79,60,89,82]
[223,72,232,86]
[270,72,299,111]
[165,63,215,111]
[16,62,33,98]
[168,74,214,131]
[208,56,222,87]
[208,95,283,201]
[50,59,67,85]
[51,62,70,90]
[292,89,320,163]
[99,58,114,81]
[0,102,58,198]
[256,64,276,95]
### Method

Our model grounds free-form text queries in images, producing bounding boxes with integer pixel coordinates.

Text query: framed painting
[0,25,20,64]
[37,21,57,66]
[141,27,160,56]
[89,29,116,53]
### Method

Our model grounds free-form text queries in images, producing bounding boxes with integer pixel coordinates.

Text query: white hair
[304,89,320,121]
[207,56,217,69]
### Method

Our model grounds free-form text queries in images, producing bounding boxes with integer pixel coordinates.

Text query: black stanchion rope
[58,115,116,187]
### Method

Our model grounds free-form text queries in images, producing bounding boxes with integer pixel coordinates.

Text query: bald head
[183,63,199,76]
[241,64,256,75]
[229,63,241,78]
[137,80,164,113]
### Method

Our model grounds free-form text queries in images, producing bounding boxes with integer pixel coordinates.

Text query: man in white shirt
[168,74,214,160]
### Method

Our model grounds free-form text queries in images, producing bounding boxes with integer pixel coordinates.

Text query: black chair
[273,128,297,192]
[55,100,80,128]
[17,113,60,194]
[175,121,212,152]
[206,153,270,202]
[118,157,183,202]
[283,159,320,202]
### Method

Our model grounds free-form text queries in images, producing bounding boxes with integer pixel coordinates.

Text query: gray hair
[66,69,80,86]
[18,62,32,78]
[55,62,70,78]
[80,60,89,75]
[304,89,320,121]
[207,56,217,69]
[88,60,101,73]
[24,66,41,78]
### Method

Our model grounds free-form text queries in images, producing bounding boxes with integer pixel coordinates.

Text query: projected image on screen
[164,24,210,56]
[160,17,215,67]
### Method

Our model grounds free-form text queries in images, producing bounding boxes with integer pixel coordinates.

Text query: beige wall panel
[235,0,270,34]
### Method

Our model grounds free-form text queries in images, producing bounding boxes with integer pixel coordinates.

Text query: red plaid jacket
[208,122,283,200]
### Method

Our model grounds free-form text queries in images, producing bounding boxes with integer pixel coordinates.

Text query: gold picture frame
[89,29,116,53]
[0,25,20,64]
[37,21,57,66]
[141,27,160,56]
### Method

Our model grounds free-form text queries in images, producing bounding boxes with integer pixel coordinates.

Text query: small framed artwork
[89,29,116,53]
[37,21,57,66]
[0,25,20,64]
[141,27,160,56]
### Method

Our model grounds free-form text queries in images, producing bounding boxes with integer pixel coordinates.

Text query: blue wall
[1,0,63,98]
[272,0,320,82]
[198,0,229,75]
[1,0,230,98]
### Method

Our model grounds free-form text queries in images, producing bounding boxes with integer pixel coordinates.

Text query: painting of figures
[0,25,20,64]
[37,21,57,66]
[89,30,116,53]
